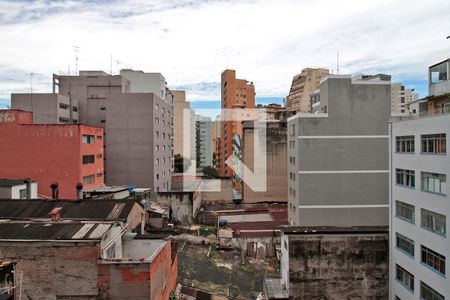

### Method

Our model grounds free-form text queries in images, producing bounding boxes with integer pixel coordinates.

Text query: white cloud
[0,0,449,102]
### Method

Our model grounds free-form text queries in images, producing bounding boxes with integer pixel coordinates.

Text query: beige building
[286,68,329,112]
[391,83,418,113]
[173,90,192,159]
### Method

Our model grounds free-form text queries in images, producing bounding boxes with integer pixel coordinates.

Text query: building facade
[390,60,450,300]
[391,83,418,114]
[173,90,195,162]
[0,179,38,199]
[0,109,104,198]
[53,70,173,192]
[218,69,255,177]
[195,114,213,169]
[11,93,79,124]
[287,75,391,226]
[285,68,329,112]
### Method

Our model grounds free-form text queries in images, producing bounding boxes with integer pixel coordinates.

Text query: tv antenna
[337,51,340,75]
[72,45,80,75]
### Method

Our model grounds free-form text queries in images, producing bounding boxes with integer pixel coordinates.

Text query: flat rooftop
[281,226,389,235]
[0,179,34,187]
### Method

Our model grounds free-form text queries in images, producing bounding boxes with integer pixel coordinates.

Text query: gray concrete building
[194,114,213,169]
[53,70,173,193]
[287,74,391,227]
[11,93,78,124]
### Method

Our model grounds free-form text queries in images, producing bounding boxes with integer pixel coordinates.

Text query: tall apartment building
[391,83,418,113]
[285,68,329,112]
[287,74,391,226]
[173,90,195,161]
[195,115,213,169]
[53,70,173,192]
[0,109,104,198]
[11,93,78,124]
[218,69,255,177]
[390,60,450,300]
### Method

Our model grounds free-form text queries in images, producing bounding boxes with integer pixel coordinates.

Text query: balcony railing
[418,103,450,118]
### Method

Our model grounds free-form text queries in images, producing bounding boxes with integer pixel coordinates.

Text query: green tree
[202,166,219,178]
[174,154,191,173]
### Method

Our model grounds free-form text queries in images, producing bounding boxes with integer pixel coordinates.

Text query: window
[83,175,95,185]
[82,155,95,164]
[421,208,446,236]
[421,172,446,195]
[420,281,444,300]
[59,102,69,109]
[396,232,414,257]
[396,169,415,188]
[396,264,414,291]
[155,104,159,110]
[97,135,102,140]
[155,145,159,152]
[100,107,106,111]
[156,174,159,180]
[59,117,70,123]
[72,106,78,112]
[422,134,446,154]
[430,61,448,84]
[19,189,27,199]
[82,135,95,144]
[155,117,159,124]
[100,120,105,123]
[421,245,445,275]
[97,154,102,159]
[156,131,159,138]
[396,201,415,223]
[97,172,102,177]
[396,136,415,153]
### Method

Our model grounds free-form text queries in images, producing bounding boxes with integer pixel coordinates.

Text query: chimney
[49,207,62,221]
[50,182,58,199]
[24,178,32,200]
[76,182,83,200]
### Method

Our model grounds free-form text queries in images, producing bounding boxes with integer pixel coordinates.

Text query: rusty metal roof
[0,221,112,241]
[0,199,139,221]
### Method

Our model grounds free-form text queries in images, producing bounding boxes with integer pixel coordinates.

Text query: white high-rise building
[389,59,450,300]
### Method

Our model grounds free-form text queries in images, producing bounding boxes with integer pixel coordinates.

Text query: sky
[1,0,450,111]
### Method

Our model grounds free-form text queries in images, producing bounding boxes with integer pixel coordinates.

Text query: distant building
[218,69,255,177]
[0,109,104,199]
[242,120,287,203]
[195,114,213,169]
[53,70,173,193]
[287,75,391,227]
[0,179,37,199]
[173,90,195,162]
[390,59,449,300]
[11,93,78,124]
[391,83,418,113]
[285,68,329,112]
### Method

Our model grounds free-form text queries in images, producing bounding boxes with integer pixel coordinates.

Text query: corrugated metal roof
[0,199,139,221]
[0,222,112,241]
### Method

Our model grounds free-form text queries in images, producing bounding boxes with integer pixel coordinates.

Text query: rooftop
[0,221,112,241]
[281,226,389,235]
[0,198,139,221]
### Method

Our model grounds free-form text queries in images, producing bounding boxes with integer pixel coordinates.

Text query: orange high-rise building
[217,69,255,177]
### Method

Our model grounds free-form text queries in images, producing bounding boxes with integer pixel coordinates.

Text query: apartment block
[53,70,173,192]
[173,90,195,161]
[0,109,104,198]
[195,114,213,169]
[287,75,391,226]
[391,83,418,113]
[218,69,255,177]
[11,93,78,124]
[390,60,450,300]
[285,68,329,112]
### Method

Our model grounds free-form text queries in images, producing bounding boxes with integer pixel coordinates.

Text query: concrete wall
[0,183,38,199]
[287,75,391,226]
[11,93,78,124]
[201,178,234,204]
[242,121,287,203]
[284,232,389,299]
[120,70,167,99]
[0,242,99,300]
[156,192,194,225]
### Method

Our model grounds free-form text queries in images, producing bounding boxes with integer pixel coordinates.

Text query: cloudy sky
[1,0,450,109]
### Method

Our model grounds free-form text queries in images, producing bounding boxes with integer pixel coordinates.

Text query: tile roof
[0,221,112,241]
[0,199,139,221]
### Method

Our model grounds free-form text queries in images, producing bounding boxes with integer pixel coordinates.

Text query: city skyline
[1,0,450,110]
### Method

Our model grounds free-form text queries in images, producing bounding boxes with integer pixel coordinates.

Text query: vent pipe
[50,182,58,199]
[24,178,32,200]
[76,182,83,200]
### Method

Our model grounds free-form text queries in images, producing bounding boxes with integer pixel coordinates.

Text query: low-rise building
[0,109,104,199]
[0,179,37,199]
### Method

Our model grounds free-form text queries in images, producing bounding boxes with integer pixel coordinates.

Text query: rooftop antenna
[72,45,80,75]
[115,59,122,74]
[337,51,340,75]
[110,54,113,75]
[29,72,42,114]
